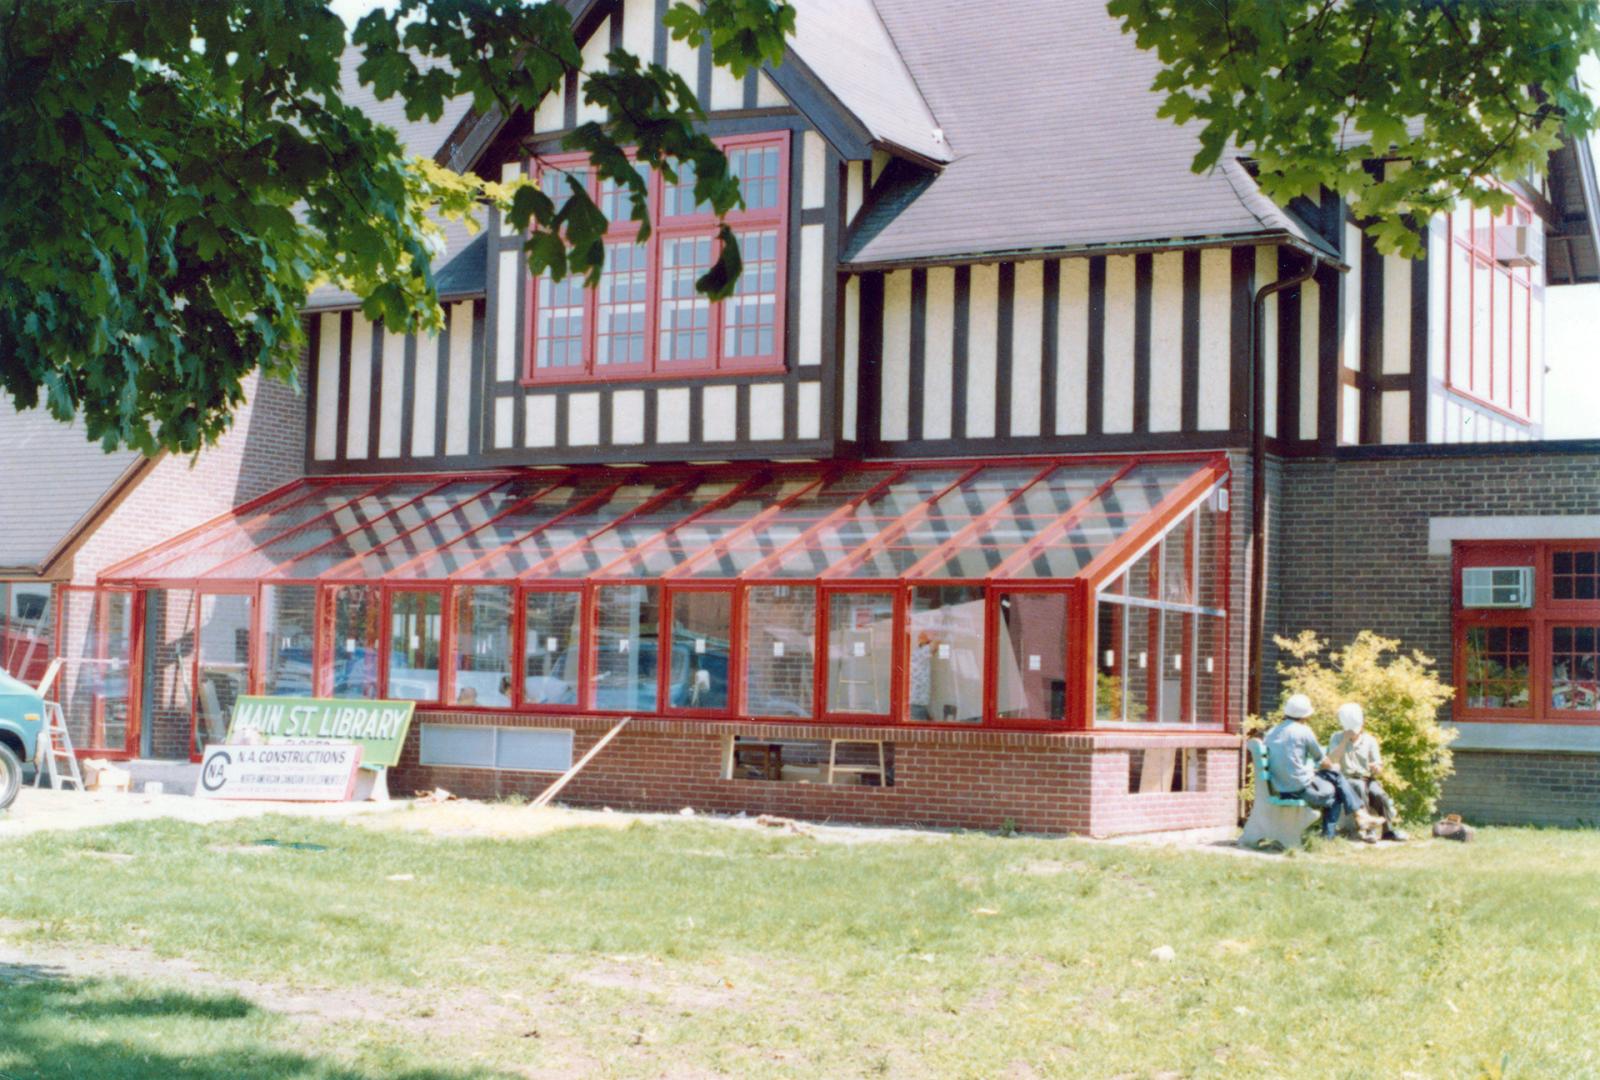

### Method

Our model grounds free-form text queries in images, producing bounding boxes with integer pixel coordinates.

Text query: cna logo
[201,751,231,792]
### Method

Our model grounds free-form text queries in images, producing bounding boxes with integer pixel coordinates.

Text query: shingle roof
[305,49,483,312]
[786,0,949,164]
[0,401,145,575]
[843,0,1318,267]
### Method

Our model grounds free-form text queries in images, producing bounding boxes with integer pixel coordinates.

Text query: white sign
[197,743,363,802]
[1027,654,1041,671]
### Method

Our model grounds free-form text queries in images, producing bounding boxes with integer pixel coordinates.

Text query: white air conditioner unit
[1495,223,1543,269]
[1462,567,1535,609]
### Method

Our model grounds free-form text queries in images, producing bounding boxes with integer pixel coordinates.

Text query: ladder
[826,739,886,787]
[33,700,85,791]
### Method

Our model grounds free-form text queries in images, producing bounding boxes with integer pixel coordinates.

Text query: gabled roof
[784,0,948,164]
[843,0,1323,268]
[0,401,149,577]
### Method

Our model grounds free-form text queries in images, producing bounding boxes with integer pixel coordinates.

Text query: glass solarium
[100,454,1229,730]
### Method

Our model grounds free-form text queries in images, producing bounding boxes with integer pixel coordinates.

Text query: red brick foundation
[391,712,1241,837]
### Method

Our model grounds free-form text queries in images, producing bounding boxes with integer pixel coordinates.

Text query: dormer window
[524,132,790,384]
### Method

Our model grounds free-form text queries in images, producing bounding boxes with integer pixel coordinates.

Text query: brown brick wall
[392,711,1241,837]
[1443,750,1600,827]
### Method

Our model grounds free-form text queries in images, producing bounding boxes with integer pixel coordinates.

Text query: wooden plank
[529,715,633,810]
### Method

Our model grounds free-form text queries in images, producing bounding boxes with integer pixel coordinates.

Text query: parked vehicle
[0,669,44,810]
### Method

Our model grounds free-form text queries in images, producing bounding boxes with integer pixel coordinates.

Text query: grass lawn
[1,807,1598,1079]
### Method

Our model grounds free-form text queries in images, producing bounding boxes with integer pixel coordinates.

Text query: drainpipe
[1245,253,1316,721]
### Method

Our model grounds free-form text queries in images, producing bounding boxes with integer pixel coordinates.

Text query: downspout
[1245,252,1316,721]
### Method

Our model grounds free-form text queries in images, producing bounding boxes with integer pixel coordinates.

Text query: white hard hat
[1338,702,1365,731]
[1283,693,1314,719]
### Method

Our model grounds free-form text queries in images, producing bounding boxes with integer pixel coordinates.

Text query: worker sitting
[1326,703,1408,842]
[1264,693,1362,840]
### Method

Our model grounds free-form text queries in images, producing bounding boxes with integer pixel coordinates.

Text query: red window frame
[1443,195,1535,423]
[1454,540,1600,724]
[523,131,790,386]
[382,585,448,707]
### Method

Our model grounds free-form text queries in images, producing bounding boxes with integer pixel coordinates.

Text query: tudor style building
[28,0,1600,833]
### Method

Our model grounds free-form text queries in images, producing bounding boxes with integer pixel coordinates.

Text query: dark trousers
[1348,776,1397,825]
[1288,770,1362,837]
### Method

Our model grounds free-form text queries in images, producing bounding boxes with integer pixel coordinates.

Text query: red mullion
[1077,458,1228,593]
[262,478,457,583]
[587,471,771,580]
[198,479,402,583]
[381,471,586,583]
[513,474,705,583]
[715,132,790,374]
[1219,475,1233,729]
[98,478,316,582]
[662,467,838,580]
[986,460,1144,582]
[312,476,516,584]
[821,466,984,581]
[112,480,334,583]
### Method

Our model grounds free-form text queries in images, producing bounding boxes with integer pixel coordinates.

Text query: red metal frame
[95,452,1235,738]
[383,585,448,707]
[1454,539,1600,725]
[523,132,791,386]
[52,584,142,760]
[1443,196,1535,424]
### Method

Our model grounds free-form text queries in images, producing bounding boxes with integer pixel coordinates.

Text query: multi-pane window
[525,133,788,382]
[1445,199,1536,421]
[1456,542,1600,722]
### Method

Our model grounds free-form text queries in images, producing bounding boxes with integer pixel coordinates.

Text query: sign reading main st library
[227,696,415,768]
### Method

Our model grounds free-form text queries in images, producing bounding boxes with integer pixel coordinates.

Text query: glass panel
[541,479,737,579]
[908,586,985,723]
[387,591,443,702]
[1463,625,1530,709]
[658,235,714,363]
[454,586,513,707]
[723,229,779,359]
[996,592,1067,722]
[210,483,440,581]
[0,580,54,685]
[56,590,133,754]
[1448,236,1471,389]
[1194,613,1225,725]
[524,591,582,707]
[331,586,382,699]
[260,584,317,697]
[1160,515,1194,605]
[771,469,966,579]
[196,593,252,751]
[691,469,898,579]
[918,465,1115,580]
[728,142,782,210]
[1095,601,1126,723]
[1008,462,1199,579]
[140,482,383,580]
[596,240,650,367]
[141,588,197,759]
[744,585,815,718]
[467,483,681,582]
[1124,604,1156,723]
[825,592,894,715]
[344,477,553,579]
[599,162,650,222]
[842,467,1039,580]
[667,592,732,711]
[598,473,822,578]
[1553,550,1599,602]
[1550,626,1600,712]
[1195,492,1227,612]
[1159,610,1192,722]
[536,270,586,371]
[593,585,661,712]
[271,480,496,580]
[661,159,706,217]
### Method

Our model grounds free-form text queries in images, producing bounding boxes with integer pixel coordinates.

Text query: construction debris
[413,788,456,804]
[755,814,814,837]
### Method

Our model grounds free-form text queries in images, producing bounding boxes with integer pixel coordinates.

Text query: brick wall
[392,711,1241,837]
[1266,445,1600,718]
[1444,750,1600,827]
[1266,444,1600,825]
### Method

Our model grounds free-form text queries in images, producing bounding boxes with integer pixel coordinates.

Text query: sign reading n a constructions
[227,696,415,768]
[196,743,363,801]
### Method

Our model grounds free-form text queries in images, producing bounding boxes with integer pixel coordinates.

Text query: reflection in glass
[261,585,317,697]
[454,586,513,707]
[524,591,582,706]
[388,591,442,702]
[908,586,985,723]
[197,593,253,748]
[826,592,894,715]
[744,586,815,718]
[996,592,1067,722]
[668,592,731,710]
[331,586,382,700]
[593,585,660,712]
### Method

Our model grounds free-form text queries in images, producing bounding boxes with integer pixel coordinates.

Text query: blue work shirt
[1264,718,1324,793]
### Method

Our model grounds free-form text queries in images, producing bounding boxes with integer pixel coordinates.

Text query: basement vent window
[420,724,574,772]
[723,736,893,787]
[1127,748,1201,794]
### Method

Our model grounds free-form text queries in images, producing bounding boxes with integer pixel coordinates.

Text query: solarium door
[192,589,254,758]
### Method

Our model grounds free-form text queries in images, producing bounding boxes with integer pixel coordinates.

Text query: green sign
[227,696,416,768]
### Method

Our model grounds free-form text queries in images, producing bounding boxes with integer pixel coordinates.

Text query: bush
[1273,630,1457,823]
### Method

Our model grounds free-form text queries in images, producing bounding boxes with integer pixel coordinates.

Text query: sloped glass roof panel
[537,478,744,579]
[461,479,682,580]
